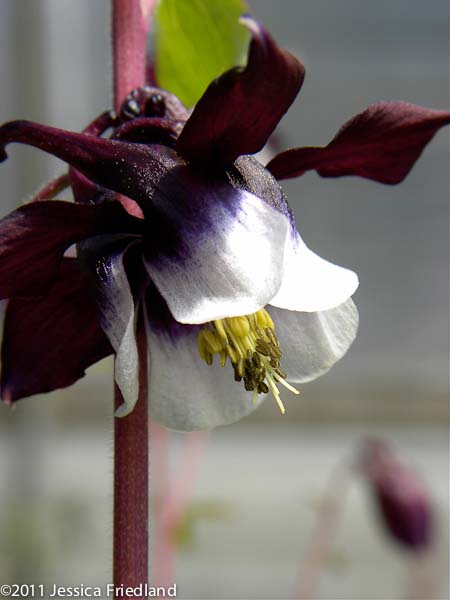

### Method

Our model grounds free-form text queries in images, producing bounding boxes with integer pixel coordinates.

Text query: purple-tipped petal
[142,165,289,324]
[0,258,112,403]
[177,16,305,167]
[0,120,179,207]
[267,102,450,184]
[267,299,358,383]
[0,200,143,299]
[145,285,264,431]
[78,238,147,416]
[230,159,358,313]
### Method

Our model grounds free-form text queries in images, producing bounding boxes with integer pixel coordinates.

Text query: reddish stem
[31,173,70,202]
[112,0,154,111]
[112,0,154,593]
[113,323,149,591]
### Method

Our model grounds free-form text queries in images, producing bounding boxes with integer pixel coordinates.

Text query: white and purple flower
[0,18,447,430]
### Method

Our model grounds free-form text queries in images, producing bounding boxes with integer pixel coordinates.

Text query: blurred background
[0,1,448,598]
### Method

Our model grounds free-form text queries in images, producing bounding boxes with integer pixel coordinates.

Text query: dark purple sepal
[0,120,179,207]
[361,439,433,551]
[0,258,113,403]
[69,168,111,205]
[67,111,118,208]
[267,102,450,184]
[0,200,143,299]
[176,16,305,168]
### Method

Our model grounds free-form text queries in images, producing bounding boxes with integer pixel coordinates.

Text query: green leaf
[154,0,250,108]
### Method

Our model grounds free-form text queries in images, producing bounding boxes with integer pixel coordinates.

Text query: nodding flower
[0,17,447,430]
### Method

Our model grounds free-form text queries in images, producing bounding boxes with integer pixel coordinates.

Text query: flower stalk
[297,463,351,600]
[113,316,149,588]
[112,0,151,112]
[112,0,154,592]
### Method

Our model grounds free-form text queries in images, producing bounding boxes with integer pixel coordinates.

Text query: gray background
[0,1,448,598]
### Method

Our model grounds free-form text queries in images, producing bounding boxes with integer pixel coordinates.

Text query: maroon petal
[176,16,305,167]
[0,120,178,205]
[267,102,450,184]
[1,258,113,403]
[0,200,143,299]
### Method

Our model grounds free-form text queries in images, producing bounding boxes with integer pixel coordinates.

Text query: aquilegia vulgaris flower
[0,17,448,430]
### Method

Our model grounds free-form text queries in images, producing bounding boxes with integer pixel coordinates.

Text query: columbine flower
[0,18,447,430]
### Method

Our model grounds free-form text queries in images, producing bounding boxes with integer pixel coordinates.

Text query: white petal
[79,238,139,416]
[145,307,264,431]
[143,167,289,324]
[270,229,359,312]
[267,299,359,383]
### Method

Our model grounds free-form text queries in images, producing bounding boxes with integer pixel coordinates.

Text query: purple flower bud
[360,439,432,552]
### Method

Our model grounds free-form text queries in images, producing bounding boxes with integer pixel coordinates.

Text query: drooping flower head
[0,17,448,430]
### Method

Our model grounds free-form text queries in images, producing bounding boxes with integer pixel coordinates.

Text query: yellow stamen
[213,319,228,342]
[265,372,286,414]
[197,308,299,414]
[227,316,250,338]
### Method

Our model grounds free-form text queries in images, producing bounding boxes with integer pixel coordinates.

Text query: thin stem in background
[152,430,209,589]
[31,173,70,202]
[297,464,351,600]
[149,421,171,588]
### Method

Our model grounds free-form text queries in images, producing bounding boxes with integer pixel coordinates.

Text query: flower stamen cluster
[197,309,299,414]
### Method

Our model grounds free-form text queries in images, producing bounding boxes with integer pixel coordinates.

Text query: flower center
[197,309,299,413]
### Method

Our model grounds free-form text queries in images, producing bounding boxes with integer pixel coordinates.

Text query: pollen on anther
[197,309,299,415]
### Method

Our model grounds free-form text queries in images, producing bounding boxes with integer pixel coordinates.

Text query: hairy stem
[112,0,153,111]
[112,0,154,593]
[113,322,149,590]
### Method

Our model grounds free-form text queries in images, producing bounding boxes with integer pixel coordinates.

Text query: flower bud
[359,439,432,552]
